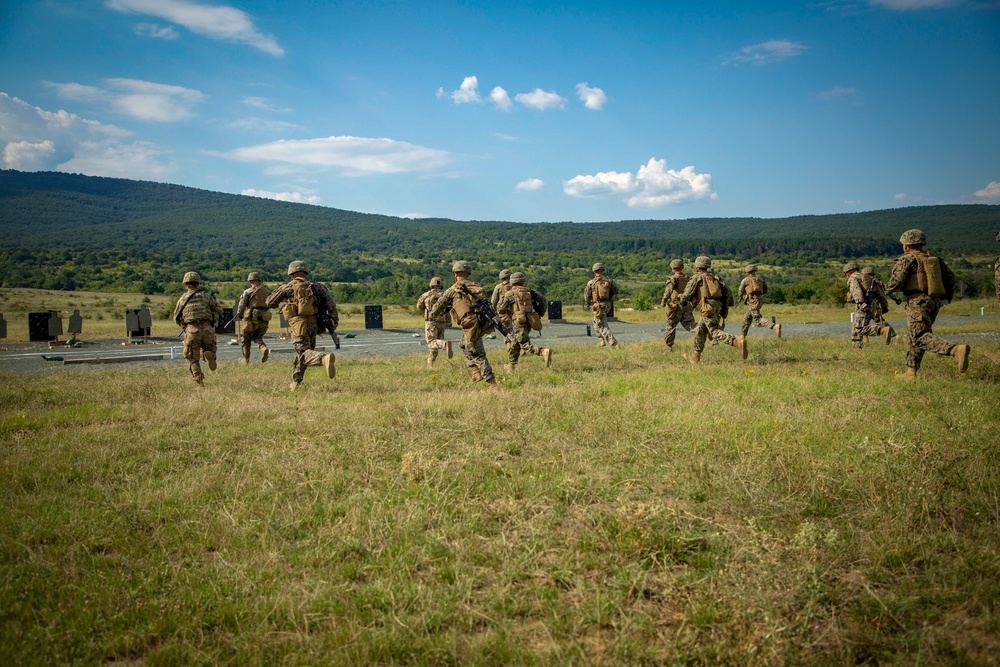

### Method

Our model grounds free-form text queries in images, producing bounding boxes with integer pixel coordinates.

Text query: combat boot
[427,353,436,367]
[471,368,483,383]
[486,378,499,391]
[596,338,606,347]
[950,344,970,374]
[898,367,917,380]
[239,357,249,366]
[684,350,701,365]
[664,343,672,351]
[542,348,552,368]
[260,346,269,363]
[774,323,782,338]
[880,326,893,345]
[612,341,622,349]
[205,351,217,371]
[322,353,336,378]
[504,363,516,374]
[445,340,453,359]
[735,336,748,360]
[289,380,300,391]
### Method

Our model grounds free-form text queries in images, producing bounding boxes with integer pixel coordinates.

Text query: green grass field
[2,334,998,665]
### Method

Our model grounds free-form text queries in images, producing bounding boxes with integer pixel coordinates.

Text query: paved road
[1,315,996,375]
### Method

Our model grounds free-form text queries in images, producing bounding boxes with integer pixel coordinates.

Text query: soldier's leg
[851,308,866,349]
[201,325,218,371]
[254,321,269,361]
[183,326,204,384]
[681,307,697,332]
[240,321,253,361]
[741,310,753,338]
[664,315,678,347]
[465,334,494,382]
[708,316,737,347]
[909,298,955,359]
[596,308,618,346]
[692,318,709,352]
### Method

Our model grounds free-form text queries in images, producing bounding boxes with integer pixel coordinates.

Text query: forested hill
[1,169,997,301]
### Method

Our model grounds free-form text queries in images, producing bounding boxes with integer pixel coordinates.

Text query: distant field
[1,334,998,664]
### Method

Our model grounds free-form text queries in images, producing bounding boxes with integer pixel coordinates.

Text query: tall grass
[1,338,998,664]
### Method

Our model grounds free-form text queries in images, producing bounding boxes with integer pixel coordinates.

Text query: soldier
[738,264,781,339]
[987,231,1000,365]
[497,272,552,372]
[585,262,621,348]
[884,229,970,378]
[235,271,271,365]
[660,259,696,351]
[860,267,896,343]
[679,256,746,364]
[172,271,222,386]
[265,260,337,391]
[417,277,452,366]
[843,262,892,349]
[429,261,498,389]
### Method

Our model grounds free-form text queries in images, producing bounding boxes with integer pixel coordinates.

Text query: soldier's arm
[417,293,428,314]
[208,293,223,322]
[534,289,547,312]
[491,284,502,308]
[265,283,290,308]
[172,298,184,325]
[847,277,866,306]
[429,288,453,320]
[883,256,913,294]
[235,289,250,318]
[679,275,698,304]
[583,282,593,306]
[609,278,620,296]
[316,284,339,327]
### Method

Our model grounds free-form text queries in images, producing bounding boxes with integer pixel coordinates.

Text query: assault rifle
[459,283,511,339]
[310,284,341,350]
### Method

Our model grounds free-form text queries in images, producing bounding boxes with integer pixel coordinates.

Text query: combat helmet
[842,261,859,274]
[247,271,261,282]
[509,272,526,285]
[899,229,926,246]
[429,276,443,288]
[592,262,605,273]
[287,260,309,276]
[182,271,201,284]
[669,259,684,270]
[694,256,711,269]
[451,260,472,274]
[499,269,512,280]
[745,264,757,273]
[861,267,875,276]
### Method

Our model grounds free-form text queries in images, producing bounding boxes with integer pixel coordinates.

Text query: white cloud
[868,0,960,9]
[894,193,908,200]
[515,178,545,192]
[242,188,321,205]
[222,136,452,175]
[844,199,863,206]
[727,40,807,65]
[48,78,204,122]
[227,117,302,132]
[437,76,482,104]
[515,89,566,110]
[576,82,607,110]
[490,86,513,112]
[107,0,283,55]
[0,92,176,179]
[243,96,290,113]
[135,22,178,39]
[564,158,715,208]
[974,181,1000,200]
[817,86,860,100]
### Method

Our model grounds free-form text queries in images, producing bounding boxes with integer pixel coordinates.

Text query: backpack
[746,275,765,295]
[450,281,492,333]
[917,255,947,298]
[510,286,544,331]
[285,279,316,318]
[593,276,613,301]
[699,273,723,300]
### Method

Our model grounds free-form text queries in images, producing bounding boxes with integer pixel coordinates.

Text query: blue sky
[1,0,999,222]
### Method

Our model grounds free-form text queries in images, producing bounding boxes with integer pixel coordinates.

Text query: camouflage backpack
[699,273,724,300]
[903,251,946,298]
[746,275,765,295]
[593,276,613,301]
[285,278,317,318]
[510,285,544,331]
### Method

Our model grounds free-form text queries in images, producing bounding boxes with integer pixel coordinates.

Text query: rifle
[459,283,511,339]
[310,284,341,350]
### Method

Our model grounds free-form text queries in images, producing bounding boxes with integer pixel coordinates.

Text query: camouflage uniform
[266,261,338,389]
[883,230,968,376]
[738,265,780,338]
[585,262,620,348]
[844,263,888,349]
[497,273,551,370]
[860,267,896,342]
[490,270,513,330]
[679,257,745,363]
[235,272,271,363]
[417,277,451,366]
[172,272,222,385]
[660,260,696,349]
[429,262,496,385]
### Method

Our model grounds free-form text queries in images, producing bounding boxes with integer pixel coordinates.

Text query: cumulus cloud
[135,22,178,39]
[227,117,302,132]
[727,40,807,65]
[564,158,715,208]
[894,193,908,200]
[242,188,321,205]
[490,86,513,112]
[974,181,1000,200]
[437,76,482,104]
[106,0,283,55]
[48,78,204,122]
[222,136,452,175]
[0,92,177,179]
[515,89,566,110]
[576,82,607,110]
[515,178,545,192]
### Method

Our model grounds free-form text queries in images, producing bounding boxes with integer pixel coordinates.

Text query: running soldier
[265,260,337,391]
[172,271,222,386]
[585,262,621,348]
[417,277,452,366]
[429,261,498,389]
[660,259,696,351]
[679,256,746,364]
[860,267,896,343]
[738,265,781,339]
[235,271,271,365]
[497,272,551,372]
[843,262,892,349]
[884,229,970,378]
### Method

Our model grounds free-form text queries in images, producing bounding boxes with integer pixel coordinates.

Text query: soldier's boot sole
[950,344,970,374]
[881,327,893,345]
[664,344,672,351]
[684,351,700,365]
[471,369,483,383]
[486,378,499,391]
[323,353,336,378]
[445,340,453,359]
[983,350,1000,365]
[260,347,269,363]
[239,358,249,366]
[542,348,552,368]
[775,323,782,338]
[205,352,217,371]
[736,336,748,360]
[289,381,300,391]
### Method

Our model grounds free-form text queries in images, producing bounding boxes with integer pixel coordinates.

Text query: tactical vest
[450,281,486,322]
[699,273,723,301]
[902,250,946,297]
[746,275,764,295]
[670,274,689,301]
[244,285,271,320]
[593,276,613,301]
[507,285,532,323]
[181,290,214,324]
[422,289,444,321]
